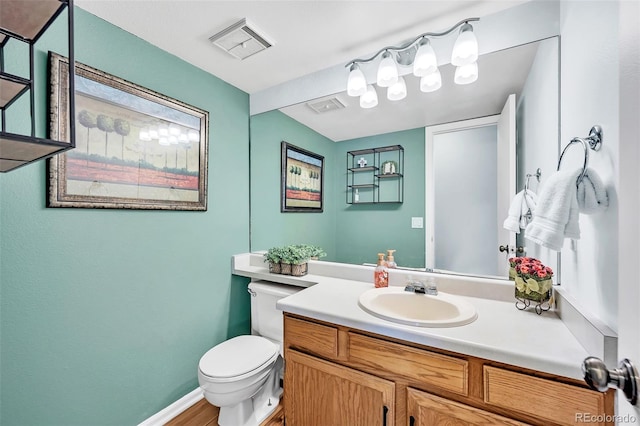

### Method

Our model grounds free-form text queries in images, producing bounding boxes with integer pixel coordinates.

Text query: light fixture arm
[345,17,480,68]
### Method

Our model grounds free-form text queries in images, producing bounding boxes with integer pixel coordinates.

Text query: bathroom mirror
[249,36,559,281]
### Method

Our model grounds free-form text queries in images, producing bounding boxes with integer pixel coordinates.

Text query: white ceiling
[75,0,528,95]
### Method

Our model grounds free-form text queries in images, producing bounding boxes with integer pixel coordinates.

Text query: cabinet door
[285,349,395,426]
[407,387,529,426]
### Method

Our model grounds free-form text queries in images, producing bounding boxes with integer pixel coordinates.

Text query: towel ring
[557,125,603,185]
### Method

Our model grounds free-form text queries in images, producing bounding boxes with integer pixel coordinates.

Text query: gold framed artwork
[47,52,209,210]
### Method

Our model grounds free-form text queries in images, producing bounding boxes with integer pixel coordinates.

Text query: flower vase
[514,276,552,314]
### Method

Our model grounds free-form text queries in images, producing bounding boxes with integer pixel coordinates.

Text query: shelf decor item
[47,53,209,210]
[509,257,553,315]
[281,142,324,212]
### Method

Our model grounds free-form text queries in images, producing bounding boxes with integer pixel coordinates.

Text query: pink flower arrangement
[509,257,554,281]
[509,257,554,300]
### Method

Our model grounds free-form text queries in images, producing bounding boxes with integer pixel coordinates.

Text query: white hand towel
[503,189,537,233]
[525,168,582,251]
[577,167,609,214]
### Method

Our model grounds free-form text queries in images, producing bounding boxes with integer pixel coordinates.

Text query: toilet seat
[199,335,278,383]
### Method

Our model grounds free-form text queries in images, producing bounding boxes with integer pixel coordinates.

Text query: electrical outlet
[411,217,424,229]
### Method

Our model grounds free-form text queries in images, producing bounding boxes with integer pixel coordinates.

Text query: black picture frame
[281,141,324,212]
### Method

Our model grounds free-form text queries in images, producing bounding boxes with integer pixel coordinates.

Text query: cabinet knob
[582,357,640,405]
[499,245,509,253]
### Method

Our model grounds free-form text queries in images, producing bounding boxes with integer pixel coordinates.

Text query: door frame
[425,114,503,271]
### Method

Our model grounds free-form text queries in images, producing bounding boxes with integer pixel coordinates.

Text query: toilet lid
[199,335,278,379]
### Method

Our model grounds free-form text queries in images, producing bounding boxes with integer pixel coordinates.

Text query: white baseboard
[138,387,204,426]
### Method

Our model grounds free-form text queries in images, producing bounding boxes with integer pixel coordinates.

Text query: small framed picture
[281,141,324,212]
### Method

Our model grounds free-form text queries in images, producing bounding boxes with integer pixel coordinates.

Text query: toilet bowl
[198,335,282,426]
[198,281,300,426]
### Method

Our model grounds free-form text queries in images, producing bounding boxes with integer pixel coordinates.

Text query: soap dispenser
[374,253,389,288]
[386,250,397,269]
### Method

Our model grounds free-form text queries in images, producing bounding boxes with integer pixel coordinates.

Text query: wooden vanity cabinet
[283,314,614,426]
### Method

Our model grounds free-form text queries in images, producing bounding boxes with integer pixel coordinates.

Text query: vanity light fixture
[346,18,480,108]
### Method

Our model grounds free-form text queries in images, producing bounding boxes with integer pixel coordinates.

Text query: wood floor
[165,398,284,426]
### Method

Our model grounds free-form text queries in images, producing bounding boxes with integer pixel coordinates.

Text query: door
[614,0,640,420]
[284,350,395,426]
[406,388,527,425]
[425,94,516,277]
[584,2,640,418]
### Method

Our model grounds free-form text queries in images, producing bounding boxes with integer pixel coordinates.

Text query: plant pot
[291,262,308,277]
[269,261,282,274]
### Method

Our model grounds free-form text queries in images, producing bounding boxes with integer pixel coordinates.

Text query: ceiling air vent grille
[209,18,272,60]
[307,97,346,114]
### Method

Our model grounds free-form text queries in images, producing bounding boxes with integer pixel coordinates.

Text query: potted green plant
[278,245,307,276]
[264,247,285,274]
[300,244,326,260]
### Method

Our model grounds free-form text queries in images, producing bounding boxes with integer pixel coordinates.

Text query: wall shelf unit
[0,0,76,172]
[346,144,404,204]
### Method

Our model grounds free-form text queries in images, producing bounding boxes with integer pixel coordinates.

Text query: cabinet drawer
[348,332,468,396]
[284,316,338,359]
[408,388,529,425]
[484,366,610,426]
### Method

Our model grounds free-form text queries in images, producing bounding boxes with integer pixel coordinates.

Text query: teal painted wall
[250,110,337,259]
[334,129,426,268]
[0,8,251,426]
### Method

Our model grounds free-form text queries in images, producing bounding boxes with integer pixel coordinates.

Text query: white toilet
[198,281,300,426]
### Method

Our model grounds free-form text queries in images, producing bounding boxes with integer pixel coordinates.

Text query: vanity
[232,253,615,425]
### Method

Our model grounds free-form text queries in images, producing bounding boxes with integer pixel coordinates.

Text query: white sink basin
[358,287,477,327]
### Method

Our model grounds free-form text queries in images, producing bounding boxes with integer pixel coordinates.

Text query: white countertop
[233,253,593,381]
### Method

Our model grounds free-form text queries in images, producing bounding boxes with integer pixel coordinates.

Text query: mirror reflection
[250,37,559,280]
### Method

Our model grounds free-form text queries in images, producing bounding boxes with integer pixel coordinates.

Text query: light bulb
[188,130,200,142]
[178,133,189,144]
[387,76,407,101]
[360,85,378,109]
[347,63,367,97]
[413,38,438,77]
[149,126,159,140]
[420,69,442,92]
[159,137,170,146]
[139,128,151,141]
[169,123,180,136]
[454,62,478,85]
[451,23,478,66]
[159,125,169,137]
[169,135,178,145]
[376,51,398,87]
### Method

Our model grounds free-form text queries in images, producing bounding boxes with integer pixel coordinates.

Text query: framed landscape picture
[281,141,324,212]
[47,52,209,210]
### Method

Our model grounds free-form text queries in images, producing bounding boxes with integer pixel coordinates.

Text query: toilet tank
[248,281,301,343]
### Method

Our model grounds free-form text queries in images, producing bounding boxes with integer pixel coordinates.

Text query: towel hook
[557,125,603,185]
[524,168,542,192]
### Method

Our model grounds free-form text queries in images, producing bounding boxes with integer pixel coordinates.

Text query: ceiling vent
[307,97,346,114]
[209,18,272,60]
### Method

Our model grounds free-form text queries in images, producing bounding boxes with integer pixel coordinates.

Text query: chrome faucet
[404,279,438,295]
